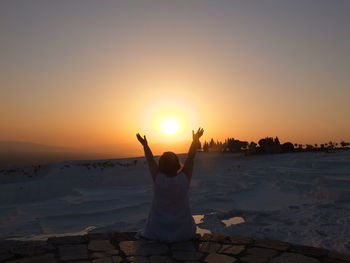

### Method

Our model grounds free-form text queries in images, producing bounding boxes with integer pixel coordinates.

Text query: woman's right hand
[192,128,204,141]
[136,133,148,146]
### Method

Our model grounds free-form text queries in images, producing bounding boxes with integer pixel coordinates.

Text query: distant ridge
[0,141,121,167]
[0,141,75,153]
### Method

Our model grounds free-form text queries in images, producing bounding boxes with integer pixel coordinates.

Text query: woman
[136,128,204,242]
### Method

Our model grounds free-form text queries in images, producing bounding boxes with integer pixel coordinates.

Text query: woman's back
[141,172,196,242]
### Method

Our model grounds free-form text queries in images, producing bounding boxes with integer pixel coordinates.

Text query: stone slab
[92,252,108,259]
[205,253,236,263]
[93,257,114,263]
[254,239,290,251]
[240,247,278,263]
[88,233,110,241]
[218,245,245,255]
[112,256,122,263]
[119,241,168,256]
[150,255,174,263]
[200,234,212,241]
[58,244,88,261]
[229,236,253,245]
[127,256,150,263]
[172,251,203,261]
[322,259,350,263]
[88,240,115,251]
[91,249,119,258]
[269,252,320,263]
[200,234,230,243]
[210,234,232,243]
[7,241,54,256]
[328,251,350,262]
[290,244,329,258]
[111,232,137,241]
[6,253,56,263]
[171,241,197,251]
[0,253,15,261]
[199,242,221,253]
[106,249,119,255]
[93,256,121,263]
[48,235,86,245]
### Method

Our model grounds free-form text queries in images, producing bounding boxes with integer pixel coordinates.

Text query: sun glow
[160,119,180,135]
[137,92,201,144]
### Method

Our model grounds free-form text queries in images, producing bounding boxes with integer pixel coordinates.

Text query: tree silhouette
[203,141,209,152]
[282,142,294,152]
[200,135,347,155]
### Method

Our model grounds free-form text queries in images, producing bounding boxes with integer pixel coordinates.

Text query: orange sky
[1,1,349,156]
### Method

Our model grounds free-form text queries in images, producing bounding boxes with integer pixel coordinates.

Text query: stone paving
[0,232,349,263]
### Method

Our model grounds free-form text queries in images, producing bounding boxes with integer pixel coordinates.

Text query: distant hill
[0,141,75,153]
[0,141,122,167]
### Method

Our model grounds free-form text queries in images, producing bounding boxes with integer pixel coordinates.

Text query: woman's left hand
[136,133,148,146]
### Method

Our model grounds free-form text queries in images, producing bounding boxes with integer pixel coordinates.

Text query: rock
[200,234,230,243]
[254,239,290,251]
[127,256,150,263]
[172,251,203,261]
[0,253,15,261]
[204,253,236,263]
[229,236,253,245]
[106,249,119,255]
[290,244,328,257]
[88,233,110,240]
[210,234,232,243]
[88,240,115,251]
[322,259,350,263]
[91,250,119,259]
[92,252,108,258]
[92,256,122,263]
[119,241,168,256]
[200,234,213,242]
[5,253,56,263]
[269,252,320,263]
[112,256,123,263]
[112,232,137,241]
[218,245,245,255]
[240,247,278,263]
[48,235,86,245]
[93,257,114,263]
[150,255,174,263]
[199,242,221,253]
[194,234,202,240]
[171,241,197,251]
[328,251,350,262]
[5,241,54,256]
[58,244,88,261]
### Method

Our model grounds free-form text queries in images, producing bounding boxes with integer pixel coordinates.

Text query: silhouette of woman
[136,128,204,242]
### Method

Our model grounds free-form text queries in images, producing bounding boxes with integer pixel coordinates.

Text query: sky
[1,0,350,156]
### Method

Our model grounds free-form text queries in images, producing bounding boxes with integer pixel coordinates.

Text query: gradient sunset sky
[1,0,349,155]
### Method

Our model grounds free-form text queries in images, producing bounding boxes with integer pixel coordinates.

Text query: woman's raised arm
[136,133,158,180]
[182,128,204,181]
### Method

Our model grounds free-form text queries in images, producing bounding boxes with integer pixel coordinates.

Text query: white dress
[140,172,196,242]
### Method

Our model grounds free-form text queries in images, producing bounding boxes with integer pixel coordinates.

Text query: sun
[160,119,180,135]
